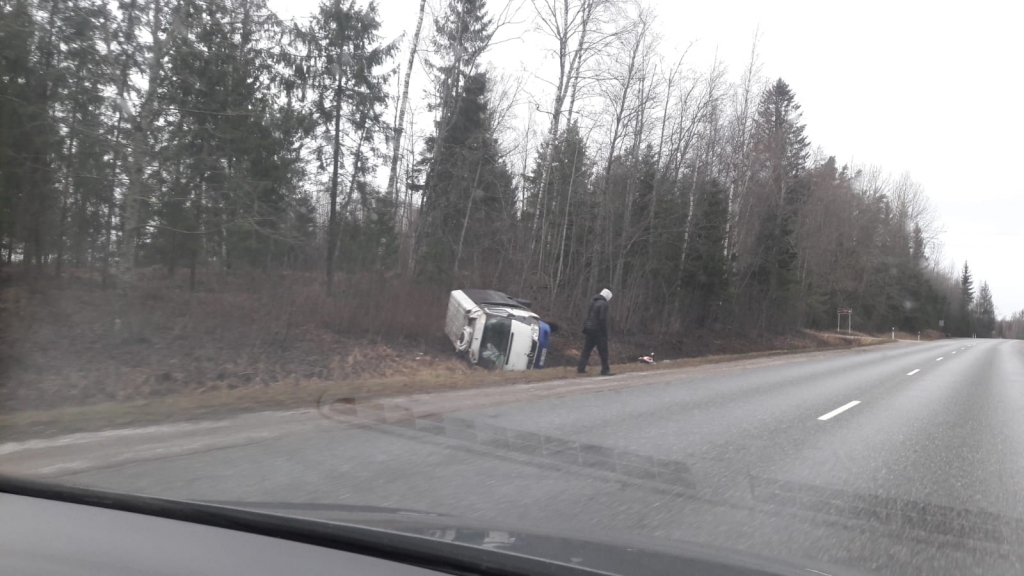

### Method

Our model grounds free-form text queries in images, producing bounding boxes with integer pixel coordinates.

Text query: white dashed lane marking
[907,369,921,376]
[818,401,861,421]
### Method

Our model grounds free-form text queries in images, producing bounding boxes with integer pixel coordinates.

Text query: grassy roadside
[0,336,889,441]
[1,271,913,441]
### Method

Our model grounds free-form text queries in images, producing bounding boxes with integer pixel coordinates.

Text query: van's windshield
[478,316,512,369]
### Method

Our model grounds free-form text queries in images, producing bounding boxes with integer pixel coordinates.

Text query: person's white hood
[599,288,613,302]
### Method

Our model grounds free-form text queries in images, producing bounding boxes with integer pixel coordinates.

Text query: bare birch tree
[385,0,427,209]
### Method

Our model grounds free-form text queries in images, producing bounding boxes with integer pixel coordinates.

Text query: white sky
[271,0,1024,315]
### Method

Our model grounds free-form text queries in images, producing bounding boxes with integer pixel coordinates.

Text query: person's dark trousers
[577,330,610,374]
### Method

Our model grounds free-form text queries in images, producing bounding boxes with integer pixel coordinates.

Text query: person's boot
[576,367,586,374]
[600,369,615,376]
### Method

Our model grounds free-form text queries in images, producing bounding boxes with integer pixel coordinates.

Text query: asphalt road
[5,338,1024,575]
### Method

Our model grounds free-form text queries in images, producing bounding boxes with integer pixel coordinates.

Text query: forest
[0,0,1012,343]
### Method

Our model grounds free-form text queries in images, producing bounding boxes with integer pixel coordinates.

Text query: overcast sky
[271,0,1024,315]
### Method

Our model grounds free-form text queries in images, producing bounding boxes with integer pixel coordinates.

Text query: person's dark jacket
[582,294,609,335]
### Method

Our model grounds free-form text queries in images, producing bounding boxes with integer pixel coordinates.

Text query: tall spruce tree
[744,79,809,329]
[416,0,509,281]
[301,0,396,294]
[958,261,975,336]
[418,71,513,281]
[976,281,995,337]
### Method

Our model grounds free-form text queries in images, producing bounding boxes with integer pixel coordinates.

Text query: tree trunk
[325,78,343,295]
[679,166,699,275]
[188,203,203,286]
[24,0,61,280]
[101,0,135,289]
[529,9,569,270]
[188,153,205,292]
[454,157,484,275]
[118,0,171,307]
[727,37,759,263]
[401,117,417,273]
[553,140,581,297]
[55,196,68,276]
[335,115,370,271]
[563,0,594,127]
[386,0,426,213]
[119,118,147,296]
[55,122,76,277]
[652,62,678,233]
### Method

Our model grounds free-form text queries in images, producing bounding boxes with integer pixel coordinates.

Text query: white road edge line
[936,357,944,361]
[818,401,861,421]
[907,369,920,376]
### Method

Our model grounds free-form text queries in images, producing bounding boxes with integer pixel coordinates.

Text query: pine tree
[416,0,509,281]
[149,0,301,282]
[0,0,44,267]
[960,261,975,306]
[0,0,116,276]
[683,177,730,326]
[4,0,66,275]
[745,78,810,329]
[911,223,925,265]
[417,71,514,281]
[426,0,492,136]
[753,79,809,183]
[416,0,494,207]
[956,261,976,336]
[976,281,996,337]
[532,121,592,296]
[301,0,397,293]
[49,0,109,270]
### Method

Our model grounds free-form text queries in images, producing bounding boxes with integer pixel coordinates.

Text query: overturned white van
[444,289,552,370]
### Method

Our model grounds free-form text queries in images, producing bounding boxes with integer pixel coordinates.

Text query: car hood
[203,499,870,576]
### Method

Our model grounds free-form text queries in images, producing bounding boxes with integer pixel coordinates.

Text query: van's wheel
[456,327,473,352]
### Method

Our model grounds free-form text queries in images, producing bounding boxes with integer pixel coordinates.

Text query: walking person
[577,288,614,376]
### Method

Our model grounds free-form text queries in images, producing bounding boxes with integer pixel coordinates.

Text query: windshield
[2,0,1024,575]
[479,316,512,369]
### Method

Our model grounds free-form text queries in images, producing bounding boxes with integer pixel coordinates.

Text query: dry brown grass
[0,269,456,411]
[0,339,889,440]
[0,267,890,439]
[895,329,945,341]
[806,328,947,343]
